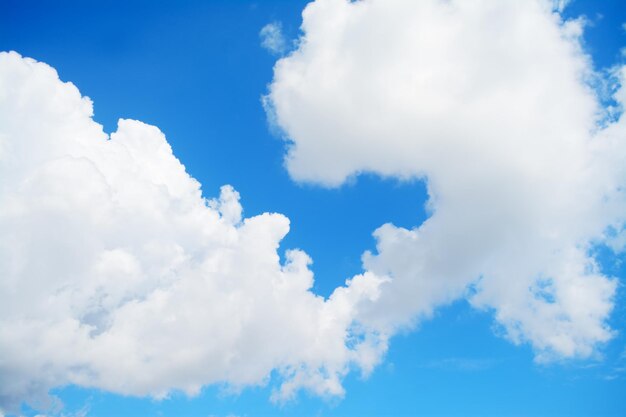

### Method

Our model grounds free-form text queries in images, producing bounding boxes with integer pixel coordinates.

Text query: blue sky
[1,1,626,416]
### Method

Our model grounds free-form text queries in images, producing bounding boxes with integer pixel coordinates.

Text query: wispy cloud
[552,0,570,12]
[423,357,500,372]
[260,22,287,55]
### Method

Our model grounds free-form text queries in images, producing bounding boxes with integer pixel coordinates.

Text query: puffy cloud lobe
[266,0,626,359]
[0,51,387,412]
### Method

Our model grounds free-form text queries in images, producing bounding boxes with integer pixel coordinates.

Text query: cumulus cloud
[3,0,626,413]
[0,51,387,413]
[260,22,288,55]
[266,0,626,360]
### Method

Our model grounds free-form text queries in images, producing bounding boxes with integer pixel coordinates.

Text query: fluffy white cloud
[266,0,626,360]
[0,51,387,413]
[3,0,626,413]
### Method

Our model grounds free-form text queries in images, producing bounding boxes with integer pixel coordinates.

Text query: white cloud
[266,0,626,361]
[3,0,626,413]
[260,22,288,55]
[0,51,388,413]
[551,0,570,13]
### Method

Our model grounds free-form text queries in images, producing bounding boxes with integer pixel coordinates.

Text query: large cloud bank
[266,0,626,360]
[0,51,387,413]
[2,0,626,413]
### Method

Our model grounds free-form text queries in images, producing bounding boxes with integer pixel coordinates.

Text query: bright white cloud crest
[1,0,626,413]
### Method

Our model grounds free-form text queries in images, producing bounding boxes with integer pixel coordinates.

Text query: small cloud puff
[260,22,288,55]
